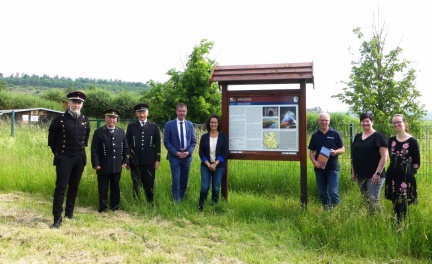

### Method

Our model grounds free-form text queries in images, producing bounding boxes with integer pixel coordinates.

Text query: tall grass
[1,122,431,263]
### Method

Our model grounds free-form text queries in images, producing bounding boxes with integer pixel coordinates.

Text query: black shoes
[51,217,63,229]
[110,204,121,211]
[65,214,74,219]
[99,200,108,213]
[50,212,75,228]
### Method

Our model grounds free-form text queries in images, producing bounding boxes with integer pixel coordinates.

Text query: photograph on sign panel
[262,117,279,129]
[262,107,278,117]
[280,106,297,129]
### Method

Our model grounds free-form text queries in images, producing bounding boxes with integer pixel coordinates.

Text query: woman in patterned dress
[385,114,421,223]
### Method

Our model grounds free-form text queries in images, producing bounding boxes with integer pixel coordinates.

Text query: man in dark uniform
[48,91,90,228]
[126,103,161,204]
[91,109,129,212]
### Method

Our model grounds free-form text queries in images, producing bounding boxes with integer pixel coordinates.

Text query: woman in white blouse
[198,115,228,211]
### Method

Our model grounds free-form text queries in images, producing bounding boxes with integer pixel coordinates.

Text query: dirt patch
[0,193,21,202]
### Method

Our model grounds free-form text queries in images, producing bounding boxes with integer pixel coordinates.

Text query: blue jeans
[315,169,340,207]
[199,166,226,207]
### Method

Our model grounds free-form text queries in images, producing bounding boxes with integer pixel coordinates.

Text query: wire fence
[5,118,431,181]
[226,123,431,199]
[335,124,431,180]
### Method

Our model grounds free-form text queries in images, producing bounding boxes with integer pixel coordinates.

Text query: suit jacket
[199,132,228,168]
[126,120,161,166]
[91,126,129,174]
[164,118,196,159]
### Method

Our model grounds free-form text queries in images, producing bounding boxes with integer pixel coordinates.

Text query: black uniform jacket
[91,126,130,175]
[48,111,90,165]
[126,120,161,166]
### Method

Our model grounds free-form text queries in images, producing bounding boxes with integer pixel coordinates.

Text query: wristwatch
[375,171,381,176]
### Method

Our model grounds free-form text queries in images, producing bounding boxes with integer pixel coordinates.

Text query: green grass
[1,123,431,263]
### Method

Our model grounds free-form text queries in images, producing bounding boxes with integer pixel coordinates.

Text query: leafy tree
[145,80,178,124]
[333,26,426,136]
[1,74,150,93]
[65,86,77,94]
[83,88,112,118]
[111,91,140,119]
[306,112,357,133]
[0,91,64,111]
[0,80,7,91]
[146,39,221,124]
[0,91,13,109]
[88,85,98,91]
[41,89,66,103]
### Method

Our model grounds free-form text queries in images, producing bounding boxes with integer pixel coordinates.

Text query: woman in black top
[351,113,388,214]
[385,114,420,223]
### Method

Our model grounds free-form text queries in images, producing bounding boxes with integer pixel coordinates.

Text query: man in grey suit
[164,103,197,202]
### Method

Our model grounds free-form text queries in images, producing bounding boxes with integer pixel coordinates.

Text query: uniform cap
[67,91,86,102]
[104,108,120,117]
[134,103,149,112]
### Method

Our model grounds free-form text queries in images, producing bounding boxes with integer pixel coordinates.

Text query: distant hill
[0,73,151,94]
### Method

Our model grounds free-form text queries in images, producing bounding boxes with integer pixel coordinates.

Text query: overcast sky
[1,0,430,112]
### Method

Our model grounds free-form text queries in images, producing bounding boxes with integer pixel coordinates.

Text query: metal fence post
[350,123,354,157]
[11,111,15,137]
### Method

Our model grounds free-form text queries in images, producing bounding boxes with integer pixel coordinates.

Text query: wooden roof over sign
[210,62,314,86]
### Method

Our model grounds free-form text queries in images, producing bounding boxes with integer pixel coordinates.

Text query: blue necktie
[180,122,185,150]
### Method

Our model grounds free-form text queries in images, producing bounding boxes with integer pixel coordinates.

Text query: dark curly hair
[205,114,222,132]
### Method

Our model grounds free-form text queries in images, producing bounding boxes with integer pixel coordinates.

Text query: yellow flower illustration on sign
[263,132,278,149]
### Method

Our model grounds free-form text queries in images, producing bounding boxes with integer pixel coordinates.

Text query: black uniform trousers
[53,155,85,220]
[130,164,155,203]
[97,172,121,211]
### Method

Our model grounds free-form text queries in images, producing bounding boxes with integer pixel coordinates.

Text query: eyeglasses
[210,122,218,124]
[392,121,403,125]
